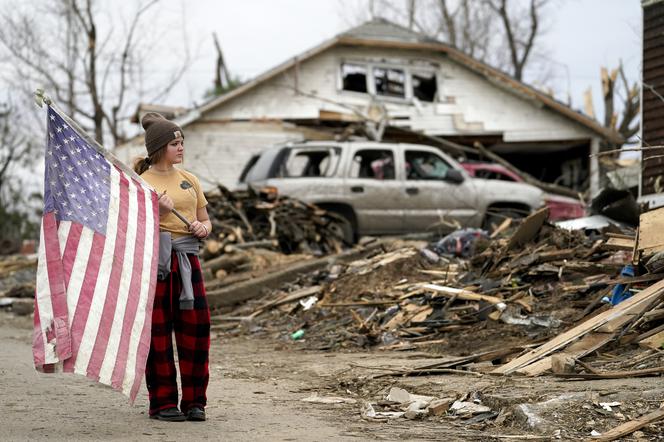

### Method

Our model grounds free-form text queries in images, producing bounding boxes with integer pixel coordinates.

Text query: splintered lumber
[516,332,616,376]
[603,237,636,251]
[637,207,664,257]
[491,278,664,375]
[591,408,664,441]
[248,286,323,319]
[420,284,506,306]
[639,329,664,350]
[555,365,664,380]
[506,208,549,251]
[206,241,384,307]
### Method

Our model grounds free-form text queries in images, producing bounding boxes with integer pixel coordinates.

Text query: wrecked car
[460,161,586,221]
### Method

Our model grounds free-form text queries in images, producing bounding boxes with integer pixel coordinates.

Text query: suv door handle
[405,187,419,195]
[351,186,364,193]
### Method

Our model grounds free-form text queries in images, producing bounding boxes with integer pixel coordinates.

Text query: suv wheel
[327,214,355,245]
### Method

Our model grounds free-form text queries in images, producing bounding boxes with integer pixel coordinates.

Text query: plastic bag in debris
[430,228,489,258]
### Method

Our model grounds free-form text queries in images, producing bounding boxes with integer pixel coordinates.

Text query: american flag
[33,105,159,402]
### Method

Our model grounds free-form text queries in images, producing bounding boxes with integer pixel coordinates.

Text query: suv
[239,142,544,242]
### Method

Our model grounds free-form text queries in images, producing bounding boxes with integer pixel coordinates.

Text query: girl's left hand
[189,220,209,239]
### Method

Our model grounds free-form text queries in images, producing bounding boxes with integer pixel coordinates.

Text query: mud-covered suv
[239,141,544,242]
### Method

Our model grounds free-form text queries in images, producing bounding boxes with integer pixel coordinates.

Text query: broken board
[491,278,664,375]
[637,207,664,257]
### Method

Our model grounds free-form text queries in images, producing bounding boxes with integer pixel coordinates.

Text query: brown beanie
[141,112,184,155]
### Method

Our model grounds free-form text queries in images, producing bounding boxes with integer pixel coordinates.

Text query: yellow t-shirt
[141,167,208,238]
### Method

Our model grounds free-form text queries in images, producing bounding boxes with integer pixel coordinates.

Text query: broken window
[341,63,368,93]
[282,148,341,178]
[373,67,405,98]
[405,150,451,180]
[412,72,437,102]
[350,149,395,180]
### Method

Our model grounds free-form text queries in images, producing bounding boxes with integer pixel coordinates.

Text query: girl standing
[134,112,211,422]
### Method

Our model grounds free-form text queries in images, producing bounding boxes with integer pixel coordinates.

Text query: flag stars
[50,114,55,121]
[56,127,62,133]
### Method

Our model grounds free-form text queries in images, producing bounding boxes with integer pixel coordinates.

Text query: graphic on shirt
[180,180,192,189]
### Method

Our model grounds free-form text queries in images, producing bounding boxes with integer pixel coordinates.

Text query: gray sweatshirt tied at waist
[157,232,200,310]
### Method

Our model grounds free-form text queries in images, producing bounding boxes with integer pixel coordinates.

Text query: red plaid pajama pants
[145,252,210,415]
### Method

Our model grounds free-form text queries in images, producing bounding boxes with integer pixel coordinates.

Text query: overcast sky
[152,0,642,119]
[0,0,642,121]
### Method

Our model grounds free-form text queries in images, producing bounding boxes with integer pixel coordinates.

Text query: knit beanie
[141,112,184,155]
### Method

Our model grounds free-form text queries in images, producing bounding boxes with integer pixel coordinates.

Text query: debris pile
[0,255,37,316]
[219,209,630,352]
[219,206,664,382]
[204,185,346,257]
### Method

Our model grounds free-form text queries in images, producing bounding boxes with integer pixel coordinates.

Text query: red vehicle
[461,162,585,221]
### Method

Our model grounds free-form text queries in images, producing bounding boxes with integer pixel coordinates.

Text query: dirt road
[2,313,664,441]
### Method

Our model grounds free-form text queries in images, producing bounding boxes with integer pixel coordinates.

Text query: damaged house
[117,19,620,194]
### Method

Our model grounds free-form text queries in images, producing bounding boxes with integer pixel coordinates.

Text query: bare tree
[485,0,546,81]
[341,0,552,82]
[0,104,32,206]
[0,0,190,147]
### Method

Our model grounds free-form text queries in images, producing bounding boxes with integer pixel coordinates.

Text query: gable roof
[191,18,622,144]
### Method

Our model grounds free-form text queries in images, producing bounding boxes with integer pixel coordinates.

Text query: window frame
[279,146,342,179]
[347,148,398,181]
[338,59,439,104]
[404,149,453,181]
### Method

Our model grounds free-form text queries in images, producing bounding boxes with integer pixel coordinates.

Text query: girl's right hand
[158,192,174,217]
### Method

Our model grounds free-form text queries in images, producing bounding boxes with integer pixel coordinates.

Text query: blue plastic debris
[609,264,635,306]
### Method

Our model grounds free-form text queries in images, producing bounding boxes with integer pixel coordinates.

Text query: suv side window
[405,150,451,180]
[349,149,395,180]
[281,147,341,178]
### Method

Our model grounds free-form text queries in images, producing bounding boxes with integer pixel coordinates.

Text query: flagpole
[34,89,193,229]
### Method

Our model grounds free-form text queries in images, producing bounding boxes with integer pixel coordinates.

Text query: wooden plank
[506,208,549,251]
[557,365,664,380]
[515,332,615,376]
[639,330,664,350]
[420,284,505,306]
[637,207,664,254]
[603,237,635,251]
[491,278,664,375]
[518,303,656,376]
[248,286,322,319]
[591,408,664,441]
